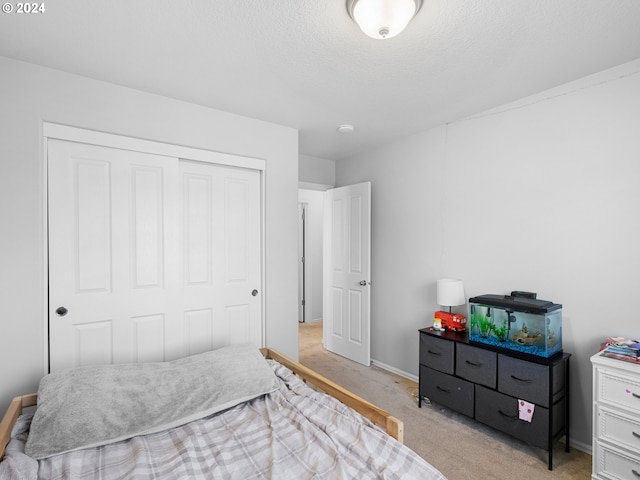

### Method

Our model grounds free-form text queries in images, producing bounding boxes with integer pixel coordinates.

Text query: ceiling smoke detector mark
[337,124,355,134]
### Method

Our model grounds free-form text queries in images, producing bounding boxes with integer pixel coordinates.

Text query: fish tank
[468,292,562,359]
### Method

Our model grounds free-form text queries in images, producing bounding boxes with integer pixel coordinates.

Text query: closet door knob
[251,289,259,297]
[55,306,68,317]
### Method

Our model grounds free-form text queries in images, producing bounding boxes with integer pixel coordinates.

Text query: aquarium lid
[469,294,562,314]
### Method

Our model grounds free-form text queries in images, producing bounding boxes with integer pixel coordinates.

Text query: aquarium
[468,292,562,359]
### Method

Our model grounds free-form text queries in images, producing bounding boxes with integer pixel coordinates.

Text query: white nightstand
[592,350,640,479]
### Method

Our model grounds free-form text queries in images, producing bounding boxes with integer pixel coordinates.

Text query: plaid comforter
[2,362,446,480]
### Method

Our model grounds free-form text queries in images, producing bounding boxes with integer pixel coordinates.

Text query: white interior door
[323,182,371,366]
[48,139,262,371]
[180,160,262,353]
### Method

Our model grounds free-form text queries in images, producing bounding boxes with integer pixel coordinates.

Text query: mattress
[1,360,446,480]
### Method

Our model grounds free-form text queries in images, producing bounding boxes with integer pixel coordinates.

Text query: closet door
[180,160,262,356]
[48,139,262,372]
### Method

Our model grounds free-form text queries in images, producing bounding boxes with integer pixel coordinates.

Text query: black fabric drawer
[475,385,551,449]
[456,343,497,388]
[420,333,454,374]
[498,355,550,407]
[421,365,474,417]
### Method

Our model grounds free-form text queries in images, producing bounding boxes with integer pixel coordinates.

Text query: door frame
[297,202,307,323]
[42,122,267,372]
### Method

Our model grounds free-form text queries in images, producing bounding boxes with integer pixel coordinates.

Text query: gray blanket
[24,344,279,459]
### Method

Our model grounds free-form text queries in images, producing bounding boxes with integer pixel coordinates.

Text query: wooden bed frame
[0,348,403,462]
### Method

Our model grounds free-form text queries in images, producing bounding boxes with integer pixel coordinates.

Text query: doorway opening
[297,188,326,356]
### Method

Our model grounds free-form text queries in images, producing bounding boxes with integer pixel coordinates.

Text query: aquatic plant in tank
[493,319,508,342]
[469,311,478,334]
[475,313,492,338]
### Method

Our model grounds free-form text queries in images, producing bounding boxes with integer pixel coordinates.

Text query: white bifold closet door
[48,139,261,372]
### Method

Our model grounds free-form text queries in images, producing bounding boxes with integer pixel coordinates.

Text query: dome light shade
[347,0,423,40]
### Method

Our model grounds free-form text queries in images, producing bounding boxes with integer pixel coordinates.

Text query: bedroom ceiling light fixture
[346,0,423,40]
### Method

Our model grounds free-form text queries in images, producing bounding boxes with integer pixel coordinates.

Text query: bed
[0,345,446,479]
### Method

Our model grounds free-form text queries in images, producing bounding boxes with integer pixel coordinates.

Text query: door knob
[251,289,259,297]
[359,280,369,286]
[55,306,68,317]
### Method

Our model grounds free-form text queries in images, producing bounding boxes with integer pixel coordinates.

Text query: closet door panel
[180,161,262,354]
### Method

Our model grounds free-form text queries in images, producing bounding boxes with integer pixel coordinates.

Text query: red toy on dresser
[433,311,467,332]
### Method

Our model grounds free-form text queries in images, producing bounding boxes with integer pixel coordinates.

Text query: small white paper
[518,399,535,422]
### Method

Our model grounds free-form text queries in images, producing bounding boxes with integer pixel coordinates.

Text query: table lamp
[433,279,467,331]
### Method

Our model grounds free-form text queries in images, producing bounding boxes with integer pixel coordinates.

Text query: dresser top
[591,349,640,373]
[419,327,570,366]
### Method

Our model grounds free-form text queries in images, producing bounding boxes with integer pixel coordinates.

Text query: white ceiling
[1,0,640,161]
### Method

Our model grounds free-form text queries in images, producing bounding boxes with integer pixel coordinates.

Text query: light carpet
[298,322,592,480]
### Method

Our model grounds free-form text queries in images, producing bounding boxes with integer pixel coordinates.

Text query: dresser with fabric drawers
[418,328,571,470]
[592,350,640,479]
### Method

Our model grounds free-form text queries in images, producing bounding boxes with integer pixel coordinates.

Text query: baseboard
[569,438,592,455]
[371,358,418,383]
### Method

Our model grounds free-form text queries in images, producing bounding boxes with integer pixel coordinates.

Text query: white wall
[336,58,640,450]
[299,154,335,186]
[0,57,300,414]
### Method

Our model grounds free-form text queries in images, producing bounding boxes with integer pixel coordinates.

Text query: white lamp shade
[437,279,466,307]
[351,0,420,39]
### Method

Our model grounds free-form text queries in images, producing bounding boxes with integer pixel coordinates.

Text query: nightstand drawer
[456,343,497,388]
[596,405,640,453]
[420,334,454,374]
[475,385,555,450]
[421,365,474,417]
[593,441,640,479]
[498,355,550,407]
[596,368,640,414]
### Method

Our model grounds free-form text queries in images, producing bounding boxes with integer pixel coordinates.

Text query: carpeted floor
[298,322,592,480]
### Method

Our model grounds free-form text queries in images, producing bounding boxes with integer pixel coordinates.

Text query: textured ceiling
[1,0,640,160]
